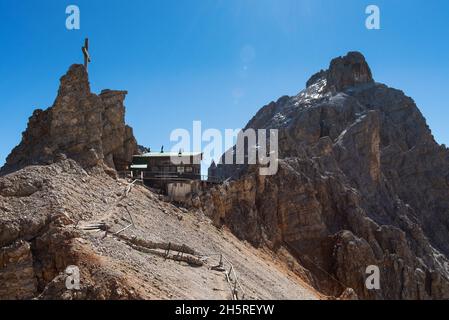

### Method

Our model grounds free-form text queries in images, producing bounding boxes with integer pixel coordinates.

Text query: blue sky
[1,0,448,171]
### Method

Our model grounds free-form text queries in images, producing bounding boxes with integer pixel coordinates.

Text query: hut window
[177,166,185,174]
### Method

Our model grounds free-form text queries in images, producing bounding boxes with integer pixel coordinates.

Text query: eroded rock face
[0,160,145,300]
[1,65,137,174]
[0,240,37,299]
[204,52,449,299]
[0,66,141,298]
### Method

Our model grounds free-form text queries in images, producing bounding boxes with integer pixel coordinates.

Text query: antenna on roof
[161,146,164,153]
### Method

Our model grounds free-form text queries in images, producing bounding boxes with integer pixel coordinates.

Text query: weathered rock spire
[1,64,138,174]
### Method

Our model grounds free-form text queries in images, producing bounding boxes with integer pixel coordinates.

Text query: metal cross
[82,38,91,71]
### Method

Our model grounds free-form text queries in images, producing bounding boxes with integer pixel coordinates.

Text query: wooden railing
[117,171,223,184]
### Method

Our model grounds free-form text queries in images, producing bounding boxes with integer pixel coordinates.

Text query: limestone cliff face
[1,65,137,174]
[203,52,449,299]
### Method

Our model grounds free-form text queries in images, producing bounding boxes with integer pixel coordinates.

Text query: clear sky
[1,0,448,171]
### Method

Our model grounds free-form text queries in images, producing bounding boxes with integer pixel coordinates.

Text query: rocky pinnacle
[1,65,138,174]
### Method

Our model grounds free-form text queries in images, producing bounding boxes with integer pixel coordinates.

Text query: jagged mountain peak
[207,51,449,299]
[306,51,374,92]
[327,51,374,90]
[244,52,378,131]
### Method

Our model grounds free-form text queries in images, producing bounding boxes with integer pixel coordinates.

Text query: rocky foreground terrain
[0,65,318,300]
[0,159,318,299]
[207,52,449,299]
[1,52,448,300]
